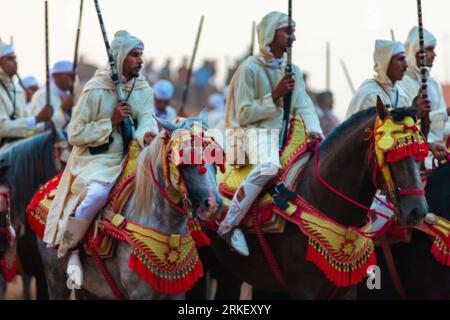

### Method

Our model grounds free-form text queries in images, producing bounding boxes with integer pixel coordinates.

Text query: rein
[313,141,390,232]
[148,155,188,216]
[313,115,426,238]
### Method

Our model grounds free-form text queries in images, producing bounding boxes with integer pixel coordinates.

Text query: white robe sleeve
[428,81,448,143]
[68,90,113,147]
[234,65,279,127]
[134,87,158,148]
[0,94,34,138]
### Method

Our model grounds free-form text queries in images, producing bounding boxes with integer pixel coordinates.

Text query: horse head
[154,111,224,222]
[374,96,428,225]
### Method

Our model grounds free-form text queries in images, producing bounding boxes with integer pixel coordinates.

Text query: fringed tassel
[386,142,428,163]
[431,239,450,267]
[128,253,203,294]
[188,219,210,247]
[190,229,210,248]
[306,239,376,287]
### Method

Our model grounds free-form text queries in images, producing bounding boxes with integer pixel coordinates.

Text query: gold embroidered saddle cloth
[217,116,311,234]
[27,140,142,258]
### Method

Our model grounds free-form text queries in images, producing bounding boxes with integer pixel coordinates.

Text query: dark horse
[0,157,11,261]
[208,99,429,299]
[357,161,450,299]
[0,130,69,299]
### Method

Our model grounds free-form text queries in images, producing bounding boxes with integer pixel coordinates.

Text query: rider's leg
[218,129,281,256]
[57,181,113,258]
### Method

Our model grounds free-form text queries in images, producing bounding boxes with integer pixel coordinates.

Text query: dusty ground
[4,276,36,300]
[3,275,249,300]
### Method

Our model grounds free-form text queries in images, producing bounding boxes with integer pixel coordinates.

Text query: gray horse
[38,116,223,299]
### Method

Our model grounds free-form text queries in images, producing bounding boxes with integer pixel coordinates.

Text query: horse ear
[153,115,177,133]
[198,109,208,127]
[376,96,389,119]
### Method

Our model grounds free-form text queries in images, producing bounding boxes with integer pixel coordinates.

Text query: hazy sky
[1,0,450,118]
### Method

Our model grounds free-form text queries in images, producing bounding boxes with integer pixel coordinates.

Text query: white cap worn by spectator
[51,60,74,75]
[153,79,176,123]
[0,42,14,58]
[21,76,39,89]
[153,79,174,100]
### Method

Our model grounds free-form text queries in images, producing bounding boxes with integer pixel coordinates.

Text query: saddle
[216,116,311,234]
[27,139,207,294]
[27,140,142,258]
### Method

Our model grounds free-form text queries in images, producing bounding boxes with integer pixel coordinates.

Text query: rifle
[417,0,431,138]
[45,0,50,107]
[71,0,84,96]
[279,0,293,149]
[94,0,133,155]
[179,15,204,116]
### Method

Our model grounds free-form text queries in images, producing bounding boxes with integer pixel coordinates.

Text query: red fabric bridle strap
[313,141,391,221]
[397,188,425,196]
[148,157,188,216]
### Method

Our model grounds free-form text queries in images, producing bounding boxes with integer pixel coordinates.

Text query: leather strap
[380,235,407,299]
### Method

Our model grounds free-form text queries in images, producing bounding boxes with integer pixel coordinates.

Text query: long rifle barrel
[417,0,430,137]
[45,1,50,107]
[94,0,133,154]
[71,0,84,95]
[279,0,293,149]
[179,15,204,116]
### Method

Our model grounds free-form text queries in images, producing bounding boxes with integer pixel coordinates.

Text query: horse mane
[134,131,164,216]
[134,117,205,217]
[0,131,57,223]
[320,106,417,152]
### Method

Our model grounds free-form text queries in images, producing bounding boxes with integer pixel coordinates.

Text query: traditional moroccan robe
[44,69,158,246]
[398,27,448,144]
[0,68,36,152]
[30,84,71,131]
[346,40,412,119]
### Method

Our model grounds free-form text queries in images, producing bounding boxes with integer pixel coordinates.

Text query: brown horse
[358,161,450,299]
[208,99,428,299]
[37,116,223,299]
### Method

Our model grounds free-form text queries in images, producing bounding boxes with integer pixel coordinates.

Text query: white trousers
[74,181,114,220]
[220,129,282,233]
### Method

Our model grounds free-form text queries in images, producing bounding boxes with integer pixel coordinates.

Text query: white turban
[21,76,39,88]
[51,60,74,75]
[373,39,405,85]
[257,11,296,57]
[404,26,437,69]
[111,30,144,80]
[153,79,174,100]
[0,38,15,58]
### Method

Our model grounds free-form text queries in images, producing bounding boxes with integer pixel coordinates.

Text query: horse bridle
[370,115,428,209]
[149,122,225,219]
[313,115,428,237]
